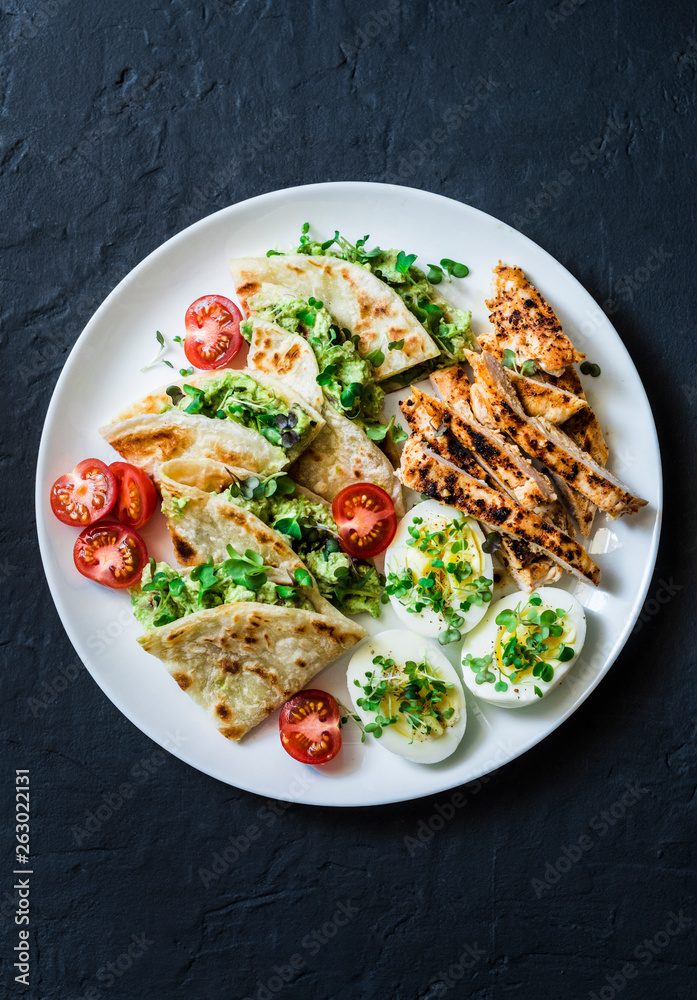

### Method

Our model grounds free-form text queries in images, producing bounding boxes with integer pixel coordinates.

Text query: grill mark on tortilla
[172,672,192,690]
[219,723,246,740]
[221,660,242,675]
[173,535,196,562]
[215,702,232,720]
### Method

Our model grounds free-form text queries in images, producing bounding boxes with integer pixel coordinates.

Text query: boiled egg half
[461,586,586,707]
[347,629,466,763]
[384,500,494,642]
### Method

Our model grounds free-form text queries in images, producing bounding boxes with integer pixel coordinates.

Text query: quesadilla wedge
[100,368,324,479]
[230,255,441,382]
[289,402,406,517]
[246,317,324,411]
[132,552,366,741]
[158,458,381,617]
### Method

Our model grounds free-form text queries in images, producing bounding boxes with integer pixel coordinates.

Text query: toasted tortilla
[230,255,440,382]
[289,403,405,517]
[138,603,366,741]
[247,318,323,411]
[158,458,337,617]
[100,369,324,479]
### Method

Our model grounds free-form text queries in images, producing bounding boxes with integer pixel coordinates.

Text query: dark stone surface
[1,1,696,997]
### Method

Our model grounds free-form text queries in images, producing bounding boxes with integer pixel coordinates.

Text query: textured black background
[2,1,697,998]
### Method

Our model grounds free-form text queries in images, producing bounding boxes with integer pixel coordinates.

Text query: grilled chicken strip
[482,263,585,376]
[507,371,588,424]
[518,357,607,536]
[402,387,565,589]
[499,535,562,590]
[399,436,601,585]
[423,378,556,508]
[468,353,647,518]
[400,392,491,484]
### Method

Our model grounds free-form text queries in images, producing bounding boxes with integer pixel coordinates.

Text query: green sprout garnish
[141,330,174,372]
[501,348,536,378]
[426,259,470,284]
[365,414,408,445]
[354,655,456,742]
[463,593,575,693]
[383,516,492,644]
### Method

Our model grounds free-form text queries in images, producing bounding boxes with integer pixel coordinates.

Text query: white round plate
[35,182,661,806]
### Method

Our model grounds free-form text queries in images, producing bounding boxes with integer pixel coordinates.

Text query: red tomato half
[331,483,397,559]
[279,690,342,765]
[109,462,157,530]
[50,458,117,527]
[73,521,147,589]
[184,294,242,369]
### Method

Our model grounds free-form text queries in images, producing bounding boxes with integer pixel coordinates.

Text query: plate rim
[35,180,663,806]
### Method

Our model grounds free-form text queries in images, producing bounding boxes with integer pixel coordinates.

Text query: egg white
[346,629,467,763]
[384,500,494,640]
[460,586,586,707]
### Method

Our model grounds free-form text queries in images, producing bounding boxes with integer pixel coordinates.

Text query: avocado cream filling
[241,297,385,432]
[131,552,313,632]
[163,370,312,452]
[268,227,476,387]
[220,473,381,618]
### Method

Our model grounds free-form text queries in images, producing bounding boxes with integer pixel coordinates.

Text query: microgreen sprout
[354,655,456,742]
[482,531,502,554]
[501,348,536,378]
[365,415,408,444]
[463,593,575,694]
[141,330,174,372]
[426,259,470,284]
[384,516,493,644]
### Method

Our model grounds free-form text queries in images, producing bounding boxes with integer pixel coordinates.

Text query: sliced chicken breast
[399,436,600,585]
[468,353,647,518]
[483,263,585,376]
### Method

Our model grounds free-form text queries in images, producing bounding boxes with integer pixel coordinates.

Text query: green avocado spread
[220,474,381,618]
[241,298,384,432]
[131,554,313,633]
[163,370,312,453]
[272,227,476,387]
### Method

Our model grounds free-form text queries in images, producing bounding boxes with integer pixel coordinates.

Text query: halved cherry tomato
[109,462,157,530]
[73,520,147,589]
[331,483,397,559]
[50,458,117,527]
[279,689,342,765]
[184,294,242,369]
